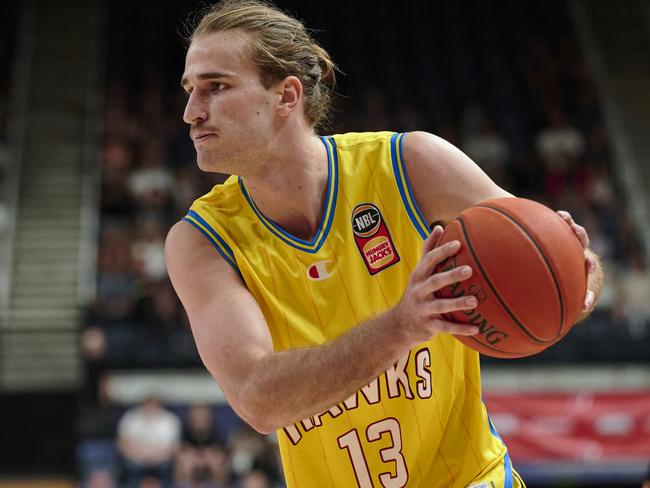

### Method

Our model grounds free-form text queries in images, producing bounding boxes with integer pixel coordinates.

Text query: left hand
[557,210,597,312]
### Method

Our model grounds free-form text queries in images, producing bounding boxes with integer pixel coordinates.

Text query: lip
[192,133,216,144]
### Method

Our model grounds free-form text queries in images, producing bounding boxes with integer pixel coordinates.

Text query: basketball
[435,197,588,358]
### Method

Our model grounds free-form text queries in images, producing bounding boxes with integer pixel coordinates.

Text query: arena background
[0,0,649,486]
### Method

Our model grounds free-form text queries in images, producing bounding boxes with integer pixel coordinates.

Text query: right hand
[395,225,479,342]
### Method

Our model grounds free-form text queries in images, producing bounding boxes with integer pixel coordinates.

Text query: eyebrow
[180,72,232,89]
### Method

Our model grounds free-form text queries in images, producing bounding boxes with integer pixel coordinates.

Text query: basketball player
[166,1,603,486]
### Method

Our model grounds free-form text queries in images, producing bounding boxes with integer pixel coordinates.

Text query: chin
[196,157,213,172]
[197,145,248,175]
[196,150,222,173]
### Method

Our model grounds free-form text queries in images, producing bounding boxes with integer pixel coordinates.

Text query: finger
[557,210,574,225]
[586,254,597,273]
[429,318,479,336]
[583,289,595,312]
[422,265,473,295]
[418,240,461,279]
[424,295,478,315]
[432,225,444,247]
[571,223,590,249]
[421,225,444,256]
[557,210,590,249]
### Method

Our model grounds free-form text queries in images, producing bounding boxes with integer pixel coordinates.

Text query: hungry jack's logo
[352,203,400,275]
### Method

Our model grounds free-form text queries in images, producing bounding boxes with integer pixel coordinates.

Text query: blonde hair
[191,0,337,129]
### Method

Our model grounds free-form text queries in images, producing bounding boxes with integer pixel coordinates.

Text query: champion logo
[307,260,334,281]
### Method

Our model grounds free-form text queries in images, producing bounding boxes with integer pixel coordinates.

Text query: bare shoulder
[401,131,462,167]
[401,131,512,224]
[165,219,209,269]
[165,220,237,277]
[165,220,244,310]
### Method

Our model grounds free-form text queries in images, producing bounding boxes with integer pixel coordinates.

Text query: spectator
[117,397,181,488]
[101,139,137,220]
[139,476,163,488]
[128,141,176,222]
[85,468,116,488]
[228,428,266,481]
[130,280,190,367]
[461,105,511,185]
[536,107,585,171]
[228,427,282,487]
[617,251,650,337]
[131,220,167,281]
[175,404,231,487]
[80,325,110,408]
[239,469,272,488]
[95,224,141,322]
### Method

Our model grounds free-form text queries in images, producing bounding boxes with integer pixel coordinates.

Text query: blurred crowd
[81,398,284,488]
[81,78,211,375]
[71,0,650,485]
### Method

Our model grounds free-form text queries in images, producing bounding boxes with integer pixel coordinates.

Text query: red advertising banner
[484,391,650,463]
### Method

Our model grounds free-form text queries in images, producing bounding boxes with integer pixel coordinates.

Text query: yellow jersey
[184,132,525,488]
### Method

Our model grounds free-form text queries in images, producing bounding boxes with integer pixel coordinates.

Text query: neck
[242,131,330,241]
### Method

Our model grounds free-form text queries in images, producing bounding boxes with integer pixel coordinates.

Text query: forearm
[240,307,415,433]
[187,230,477,434]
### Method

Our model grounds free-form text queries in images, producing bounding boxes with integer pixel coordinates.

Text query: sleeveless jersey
[184,132,524,487]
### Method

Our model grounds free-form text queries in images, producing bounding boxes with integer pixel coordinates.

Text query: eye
[209,82,226,92]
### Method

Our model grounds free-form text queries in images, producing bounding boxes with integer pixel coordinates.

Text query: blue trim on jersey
[398,132,431,236]
[182,212,240,275]
[488,416,514,488]
[321,136,339,249]
[186,210,236,261]
[238,136,338,254]
[390,132,430,240]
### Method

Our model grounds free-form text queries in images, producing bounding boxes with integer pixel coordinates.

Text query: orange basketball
[434,197,588,358]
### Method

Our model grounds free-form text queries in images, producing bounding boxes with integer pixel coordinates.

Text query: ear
[276,76,303,118]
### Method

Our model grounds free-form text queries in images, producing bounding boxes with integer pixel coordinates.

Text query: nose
[183,90,208,125]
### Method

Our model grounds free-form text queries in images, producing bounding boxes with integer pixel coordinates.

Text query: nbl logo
[352,204,381,238]
[351,203,400,275]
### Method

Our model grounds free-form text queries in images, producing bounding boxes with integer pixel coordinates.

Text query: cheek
[211,89,274,135]
[215,96,257,121]
[241,89,273,117]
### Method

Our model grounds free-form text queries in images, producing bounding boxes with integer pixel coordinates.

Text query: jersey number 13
[337,417,408,488]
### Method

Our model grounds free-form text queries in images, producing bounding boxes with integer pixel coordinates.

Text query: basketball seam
[466,334,547,358]
[458,217,557,344]
[477,204,566,337]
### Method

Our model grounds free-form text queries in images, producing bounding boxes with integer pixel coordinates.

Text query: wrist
[386,301,425,351]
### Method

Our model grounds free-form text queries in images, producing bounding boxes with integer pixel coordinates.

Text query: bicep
[402,131,513,224]
[165,221,273,409]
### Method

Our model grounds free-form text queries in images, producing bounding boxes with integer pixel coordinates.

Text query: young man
[166,1,602,486]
